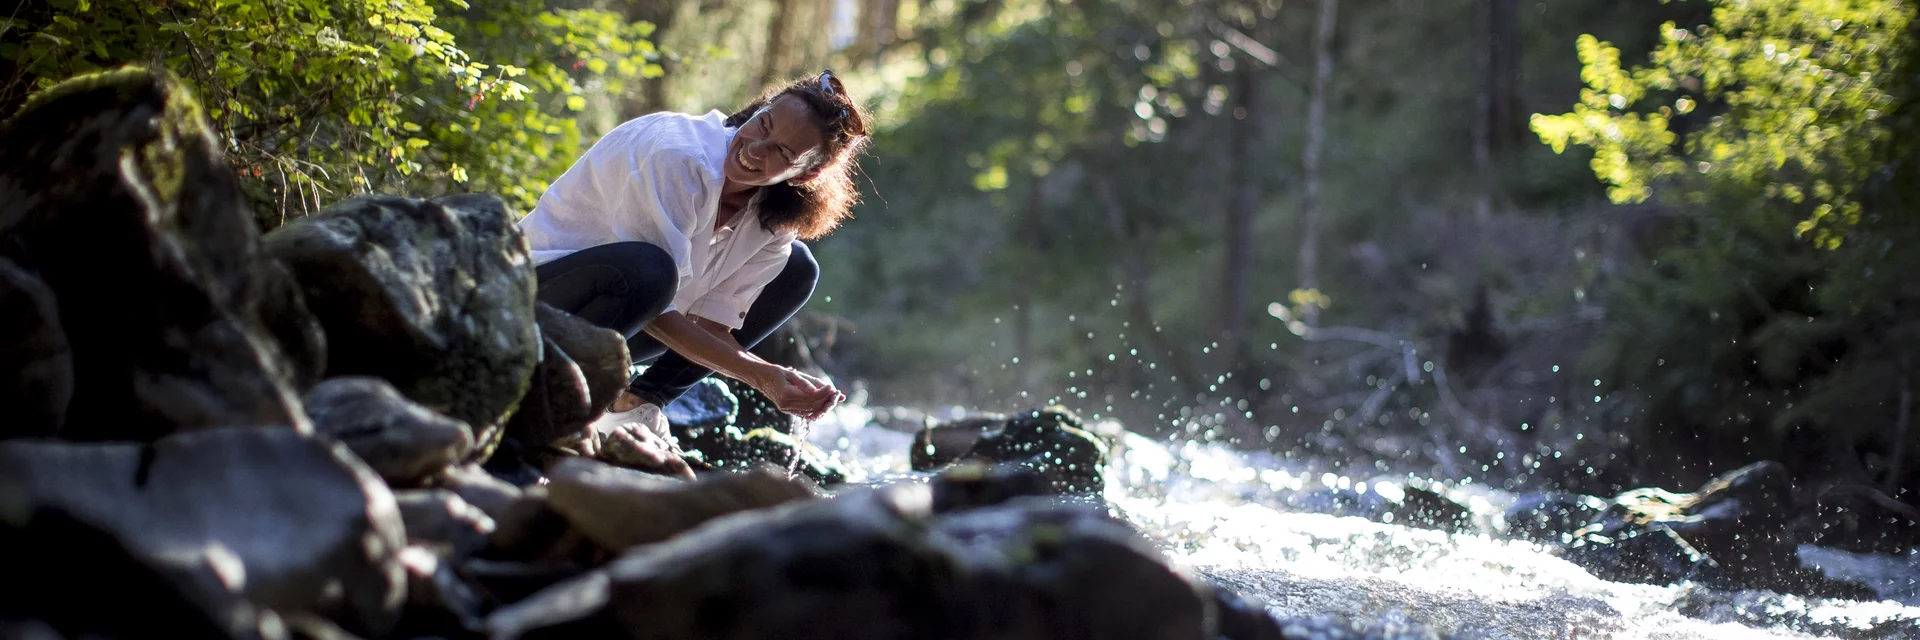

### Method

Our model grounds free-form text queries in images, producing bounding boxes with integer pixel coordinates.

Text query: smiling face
[724,94,829,186]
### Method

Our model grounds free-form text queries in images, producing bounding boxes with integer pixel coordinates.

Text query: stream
[797,402,1920,639]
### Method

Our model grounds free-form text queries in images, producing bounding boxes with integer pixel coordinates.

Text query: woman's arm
[643,311,840,418]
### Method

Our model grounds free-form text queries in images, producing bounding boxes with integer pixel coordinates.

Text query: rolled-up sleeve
[687,235,793,330]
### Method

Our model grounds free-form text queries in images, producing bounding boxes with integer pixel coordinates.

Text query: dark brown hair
[723,71,871,240]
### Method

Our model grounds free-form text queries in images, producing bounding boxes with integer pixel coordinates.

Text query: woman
[519,70,867,458]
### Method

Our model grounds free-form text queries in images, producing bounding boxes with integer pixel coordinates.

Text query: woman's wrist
[740,361,787,392]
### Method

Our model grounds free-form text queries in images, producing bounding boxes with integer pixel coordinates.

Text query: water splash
[802,399,1920,638]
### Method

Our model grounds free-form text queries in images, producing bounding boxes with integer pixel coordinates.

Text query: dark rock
[677,425,849,486]
[914,407,1110,494]
[257,257,329,392]
[306,377,473,486]
[461,558,594,608]
[0,257,71,438]
[396,545,488,637]
[534,303,629,415]
[395,489,496,559]
[0,67,312,441]
[544,458,815,550]
[436,463,524,520]
[264,192,539,460]
[933,501,1211,640]
[1502,492,1606,545]
[1211,586,1283,640]
[662,380,847,485]
[488,490,1213,640]
[662,377,737,430]
[722,376,790,433]
[1808,483,1920,556]
[1286,479,1473,533]
[0,427,407,635]
[0,505,268,639]
[931,462,1050,513]
[502,336,595,447]
[1564,461,1876,599]
[910,415,1003,471]
[1563,522,1707,585]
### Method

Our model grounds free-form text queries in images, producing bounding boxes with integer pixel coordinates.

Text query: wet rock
[665,382,849,485]
[0,258,71,438]
[661,377,737,430]
[306,377,473,486]
[1563,522,1707,585]
[1212,586,1284,640]
[1501,492,1606,545]
[544,458,814,550]
[0,427,407,635]
[396,546,487,637]
[1281,480,1470,533]
[534,303,630,415]
[502,336,595,447]
[1808,483,1920,556]
[722,376,791,433]
[913,407,1110,495]
[395,489,496,558]
[1564,461,1876,599]
[0,67,311,441]
[931,462,1049,513]
[264,192,539,460]
[910,415,1003,471]
[489,490,1213,640]
[0,505,267,639]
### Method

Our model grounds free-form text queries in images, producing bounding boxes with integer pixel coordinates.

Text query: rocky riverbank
[4,67,1917,640]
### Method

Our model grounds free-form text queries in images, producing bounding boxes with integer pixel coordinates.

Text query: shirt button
[738,312,746,318]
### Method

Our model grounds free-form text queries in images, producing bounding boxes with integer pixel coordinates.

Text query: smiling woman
[515,70,871,467]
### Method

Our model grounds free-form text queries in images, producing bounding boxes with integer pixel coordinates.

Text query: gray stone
[264,192,539,460]
[0,427,407,635]
[306,377,473,486]
[534,303,630,414]
[544,457,814,551]
[394,489,496,558]
[502,336,595,447]
[488,489,1216,640]
[0,257,71,438]
[0,67,312,441]
[914,406,1110,495]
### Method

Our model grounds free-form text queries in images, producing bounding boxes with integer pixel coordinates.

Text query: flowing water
[798,402,1920,639]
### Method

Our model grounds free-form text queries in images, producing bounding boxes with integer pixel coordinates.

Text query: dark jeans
[533,240,817,406]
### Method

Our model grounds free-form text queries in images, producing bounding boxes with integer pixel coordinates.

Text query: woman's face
[725,94,829,186]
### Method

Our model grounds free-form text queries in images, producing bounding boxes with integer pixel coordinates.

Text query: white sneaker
[588,402,669,442]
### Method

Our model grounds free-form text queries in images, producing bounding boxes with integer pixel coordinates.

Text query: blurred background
[6,0,1916,501]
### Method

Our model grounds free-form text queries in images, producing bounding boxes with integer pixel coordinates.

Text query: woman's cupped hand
[755,365,844,422]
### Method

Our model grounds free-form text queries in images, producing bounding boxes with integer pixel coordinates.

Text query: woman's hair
[723,70,871,240]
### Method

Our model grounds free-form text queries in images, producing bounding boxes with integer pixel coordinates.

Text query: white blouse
[519,110,797,330]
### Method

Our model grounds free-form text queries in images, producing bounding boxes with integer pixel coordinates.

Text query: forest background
[5,0,1917,501]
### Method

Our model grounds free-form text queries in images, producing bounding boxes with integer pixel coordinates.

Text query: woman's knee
[782,240,818,289]
[603,241,678,296]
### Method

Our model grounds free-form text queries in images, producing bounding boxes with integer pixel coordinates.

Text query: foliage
[1537,0,1920,491]
[0,0,659,221]
[1532,0,1911,248]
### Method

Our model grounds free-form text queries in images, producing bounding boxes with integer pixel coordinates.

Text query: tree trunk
[1474,0,1521,223]
[1217,47,1261,372]
[1015,177,1043,392]
[758,0,799,89]
[1298,0,1337,327]
[1096,176,1196,401]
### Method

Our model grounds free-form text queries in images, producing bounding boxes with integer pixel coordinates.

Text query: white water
[800,402,1920,639]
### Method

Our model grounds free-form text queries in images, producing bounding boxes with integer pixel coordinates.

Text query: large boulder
[0,257,71,438]
[264,193,539,461]
[913,407,1111,494]
[0,427,408,634]
[1563,461,1875,599]
[0,67,316,441]
[306,377,474,486]
[0,504,269,640]
[487,488,1213,640]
